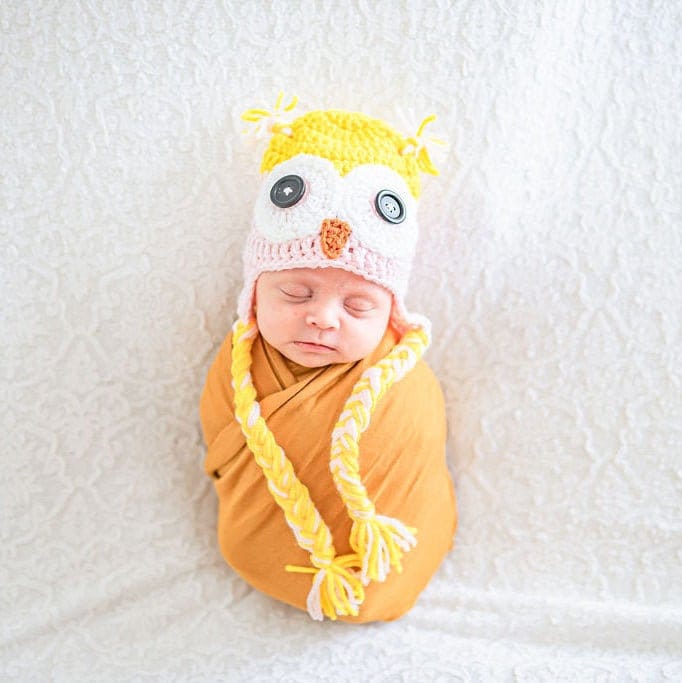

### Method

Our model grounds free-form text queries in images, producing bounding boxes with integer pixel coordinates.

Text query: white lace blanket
[2,2,680,680]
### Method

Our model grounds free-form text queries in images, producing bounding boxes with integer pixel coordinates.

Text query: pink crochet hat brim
[237,231,430,337]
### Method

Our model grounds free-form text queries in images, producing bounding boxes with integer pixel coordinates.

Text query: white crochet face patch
[342,164,418,260]
[254,155,340,243]
[253,154,419,261]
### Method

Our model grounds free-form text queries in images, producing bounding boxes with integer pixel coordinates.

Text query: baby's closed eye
[280,285,311,299]
[344,297,375,313]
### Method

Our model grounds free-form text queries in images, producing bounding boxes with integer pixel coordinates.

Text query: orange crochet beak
[320,218,352,259]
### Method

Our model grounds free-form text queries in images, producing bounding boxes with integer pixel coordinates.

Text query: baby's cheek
[351,319,387,357]
[284,307,307,325]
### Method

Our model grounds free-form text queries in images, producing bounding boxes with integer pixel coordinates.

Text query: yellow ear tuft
[241,92,299,139]
[400,115,444,177]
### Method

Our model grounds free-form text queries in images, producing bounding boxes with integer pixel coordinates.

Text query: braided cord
[329,326,431,584]
[230,319,364,620]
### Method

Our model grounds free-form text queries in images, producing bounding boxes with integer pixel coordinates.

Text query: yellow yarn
[234,95,438,618]
[231,319,364,621]
[241,92,298,124]
[285,553,364,619]
[329,327,430,583]
[401,114,444,177]
[231,318,430,618]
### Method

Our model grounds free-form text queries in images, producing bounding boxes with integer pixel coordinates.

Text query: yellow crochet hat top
[261,109,425,198]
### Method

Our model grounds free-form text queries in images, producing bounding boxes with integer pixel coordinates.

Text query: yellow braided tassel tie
[330,327,431,584]
[231,319,364,621]
[285,553,364,621]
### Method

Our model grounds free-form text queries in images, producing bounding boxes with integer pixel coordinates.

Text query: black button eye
[375,190,405,224]
[270,175,305,208]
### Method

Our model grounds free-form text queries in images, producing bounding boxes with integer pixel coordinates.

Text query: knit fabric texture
[237,105,439,334]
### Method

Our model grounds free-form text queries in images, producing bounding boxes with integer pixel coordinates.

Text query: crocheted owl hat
[237,95,440,336]
[230,96,442,621]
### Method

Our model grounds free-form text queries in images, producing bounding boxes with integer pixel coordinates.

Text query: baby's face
[255,267,393,367]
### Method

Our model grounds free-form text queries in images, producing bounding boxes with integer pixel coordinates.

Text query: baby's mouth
[294,340,336,352]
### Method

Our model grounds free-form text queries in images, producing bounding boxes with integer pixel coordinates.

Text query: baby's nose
[305,302,340,330]
[320,218,351,259]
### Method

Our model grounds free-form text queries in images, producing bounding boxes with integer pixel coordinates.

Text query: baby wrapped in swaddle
[200,100,457,622]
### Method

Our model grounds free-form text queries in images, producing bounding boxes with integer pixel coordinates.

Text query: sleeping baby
[200,101,457,622]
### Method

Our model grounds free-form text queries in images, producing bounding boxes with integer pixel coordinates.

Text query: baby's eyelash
[280,288,311,300]
[345,301,374,313]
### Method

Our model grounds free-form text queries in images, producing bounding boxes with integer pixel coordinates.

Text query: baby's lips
[320,218,351,259]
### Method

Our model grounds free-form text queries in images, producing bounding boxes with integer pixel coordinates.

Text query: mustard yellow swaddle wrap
[201,326,457,623]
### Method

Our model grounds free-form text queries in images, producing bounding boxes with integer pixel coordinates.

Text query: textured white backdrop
[2,1,681,680]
